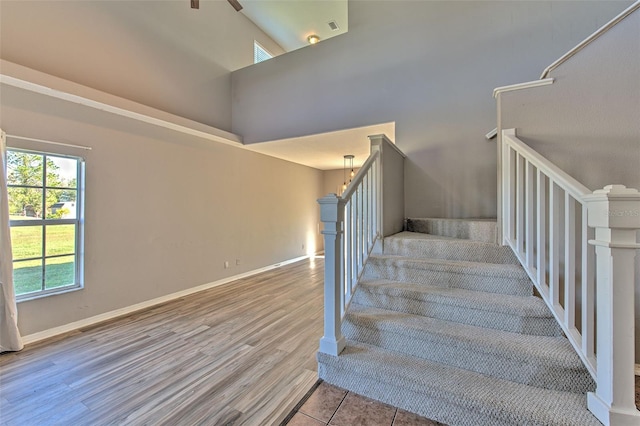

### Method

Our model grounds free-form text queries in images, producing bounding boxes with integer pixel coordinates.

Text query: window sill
[16,285,83,303]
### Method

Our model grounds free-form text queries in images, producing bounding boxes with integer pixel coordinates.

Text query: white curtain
[0,129,23,352]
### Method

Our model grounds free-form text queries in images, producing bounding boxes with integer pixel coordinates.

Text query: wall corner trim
[21,255,314,345]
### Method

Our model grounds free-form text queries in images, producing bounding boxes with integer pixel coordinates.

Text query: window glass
[6,149,84,300]
[254,41,273,64]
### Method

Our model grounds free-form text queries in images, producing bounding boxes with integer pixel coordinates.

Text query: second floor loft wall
[231,1,632,219]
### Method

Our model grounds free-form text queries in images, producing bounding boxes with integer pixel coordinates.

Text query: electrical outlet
[224,261,230,269]
[236,259,241,266]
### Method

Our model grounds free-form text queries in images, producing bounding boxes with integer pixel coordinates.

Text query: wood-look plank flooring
[0,258,325,426]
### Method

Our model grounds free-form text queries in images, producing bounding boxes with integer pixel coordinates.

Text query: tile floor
[283,381,444,426]
[284,377,640,426]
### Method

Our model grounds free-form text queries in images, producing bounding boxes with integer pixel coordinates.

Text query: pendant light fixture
[343,155,354,192]
[349,156,355,179]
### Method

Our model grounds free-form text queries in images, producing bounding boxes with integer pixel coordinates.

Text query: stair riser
[342,320,594,393]
[364,261,532,296]
[383,239,518,264]
[352,290,562,336]
[406,218,497,243]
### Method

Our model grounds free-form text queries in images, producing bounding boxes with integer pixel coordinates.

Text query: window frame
[7,148,85,301]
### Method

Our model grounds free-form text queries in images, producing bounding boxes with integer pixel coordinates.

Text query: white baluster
[549,183,561,310]
[581,203,595,368]
[516,153,525,256]
[345,200,352,302]
[501,140,513,245]
[537,170,548,295]
[565,194,576,330]
[526,161,535,269]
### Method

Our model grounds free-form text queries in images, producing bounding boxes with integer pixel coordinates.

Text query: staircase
[317,218,600,426]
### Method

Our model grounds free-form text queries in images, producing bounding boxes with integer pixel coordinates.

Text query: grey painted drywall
[231,1,632,219]
[2,81,323,337]
[0,0,284,131]
[377,138,406,237]
[499,11,639,193]
[498,9,640,362]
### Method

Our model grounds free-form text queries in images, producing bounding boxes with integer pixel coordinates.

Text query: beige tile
[299,382,347,423]
[393,409,445,426]
[287,412,328,426]
[329,392,396,426]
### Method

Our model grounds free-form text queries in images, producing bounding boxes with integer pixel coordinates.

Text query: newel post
[584,185,640,425]
[318,194,346,356]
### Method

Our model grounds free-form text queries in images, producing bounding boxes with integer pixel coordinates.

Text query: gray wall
[2,74,323,337]
[377,138,406,237]
[231,1,632,219]
[0,0,284,131]
[499,11,640,192]
[498,8,640,362]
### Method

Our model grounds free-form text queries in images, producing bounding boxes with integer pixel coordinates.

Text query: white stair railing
[501,128,640,425]
[318,150,381,356]
[318,134,404,356]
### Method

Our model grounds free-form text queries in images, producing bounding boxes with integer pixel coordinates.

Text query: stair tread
[346,303,585,369]
[318,340,600,426]
[359,278,549,317]
[384,232,518,264]
[369,254,528,277]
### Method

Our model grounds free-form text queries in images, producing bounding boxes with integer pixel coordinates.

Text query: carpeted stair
[317,218,599,425]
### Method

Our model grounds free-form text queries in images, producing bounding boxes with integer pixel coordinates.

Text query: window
[6,149,84,300]
[254,41,273,64]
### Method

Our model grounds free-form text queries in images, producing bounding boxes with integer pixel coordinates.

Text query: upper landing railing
[318,134,405,356]
[501,128,640,426]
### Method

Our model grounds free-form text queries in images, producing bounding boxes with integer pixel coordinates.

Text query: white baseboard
[22,255,311,345]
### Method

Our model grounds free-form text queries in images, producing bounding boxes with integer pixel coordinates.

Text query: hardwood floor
[0,258,325,426]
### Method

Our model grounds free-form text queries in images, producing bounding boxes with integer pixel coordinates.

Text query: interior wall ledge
[0,60,243,147]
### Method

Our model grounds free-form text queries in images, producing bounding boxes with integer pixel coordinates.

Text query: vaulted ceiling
[0,0,390,171]
[240,0,348,52]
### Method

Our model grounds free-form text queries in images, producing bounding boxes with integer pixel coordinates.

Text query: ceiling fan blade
[227,0,243,12]
[191,0,199,9]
